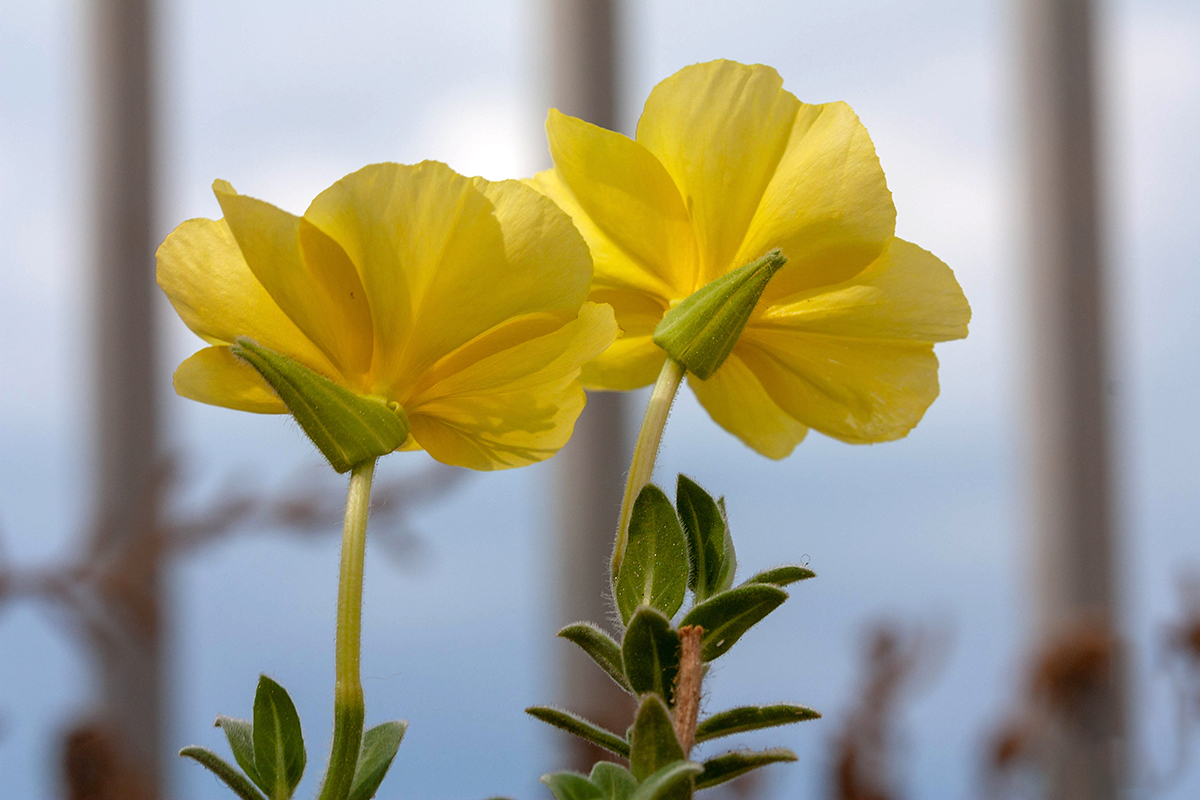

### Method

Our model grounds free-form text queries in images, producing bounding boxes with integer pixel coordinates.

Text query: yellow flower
[158,160,617,471]
[529,60,971,459]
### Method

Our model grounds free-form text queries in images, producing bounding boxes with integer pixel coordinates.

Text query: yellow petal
[580,333,667,391]
[404,302,618,470]
[736,334,941,444]
[543,109,698,296]
[636,60,800,284]
[739,102,897,300]
[212,180,373,381]
[156,217,338,377]
[688,353,808,459]
[754,238,971,341]
[173,345,286,414]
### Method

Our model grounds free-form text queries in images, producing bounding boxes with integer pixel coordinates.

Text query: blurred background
[1,0,1198,798]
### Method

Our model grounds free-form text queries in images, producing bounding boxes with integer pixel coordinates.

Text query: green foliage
[680,584,788,661]
[543,771,606,800]
[693,704,820,743]
[526,707,631,758]
[542,761,700,800]
[693,748,798,790]
[590,762,638,800]
[675,476,736,602]
[215,716,262,789]
[558,622,633,692]
[231,337,409,474]
[629,762,704,800]
[253,676,307,800]
[348,721,407,800]
[744,565,816,587]
[628,695,684,782]
[179,747,268,800]
[622,607,681,705]
[614,485,689,624]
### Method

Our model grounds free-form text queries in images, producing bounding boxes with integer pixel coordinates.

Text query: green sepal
[628,694,685,782]
[680,584,788,661]
[694,704,821,743]
[542,772,605,800]
[590,762,638,800]
[252,675,306,800]
[215,715,264,791]
[653,249,787,380]
[623,607,681,706]
[180,746,269,800]
[629,761,703,800]
[231,337,409,474]
[526,706,631,759]
[693,748,797,790]
[615,484,689,625]
[743,565,816,587]
[559,622,633,693]
[348,721,407,800]
[675,476,731,602]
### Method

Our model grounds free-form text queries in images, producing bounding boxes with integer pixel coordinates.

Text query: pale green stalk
[317,457,376,800]
[612,357,687,580]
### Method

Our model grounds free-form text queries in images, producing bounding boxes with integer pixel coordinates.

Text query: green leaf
[180,746,269,800]
[694,705,820,743]
[680,584,788,661]
[653,249,788,380]
[622,607,681,706]
[743,565,816,587]
[541,772,605,800]
[231,337,409,474]
[628,761,703,800]
[559,622,633,693]
[628,694,684,782]
[714,500,736,594]
[693,748,797,790]
[589,762,638,800]
[348,721,407,800]
[615,484,689,625]
[526,706,631,759]
[252,676,306,800]
[215,716,264,791]
[675,476,727,602]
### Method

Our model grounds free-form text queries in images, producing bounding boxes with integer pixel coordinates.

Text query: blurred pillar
[86,0,163,797]
[1019,0,1124,797]
[546,0,635,771]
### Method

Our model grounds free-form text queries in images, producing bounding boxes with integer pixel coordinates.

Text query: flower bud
[230,337,409,473]
[652,249,787,379]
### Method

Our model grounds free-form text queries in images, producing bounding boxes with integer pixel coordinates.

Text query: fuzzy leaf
[348,721,407,800]
[252,676,306,799]
[675,476,728,602]
[615,485,689,624]
[628,695,684,782]
[559,622,633,693]
[589,762,638,800]
[622,607,681,705]
[628,761,703,800]
[542,772,605,800]
[680,584,787,661]
[180,746,269,800]
[743,565,816,587]
[526,706,630,759]
[215,716,263,791]
[694,705,820,743]
[694,748,797,790]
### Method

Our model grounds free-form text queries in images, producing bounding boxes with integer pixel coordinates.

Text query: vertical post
[86,0,163,796]
[546,0,634,771]
[1020,0,1124,797]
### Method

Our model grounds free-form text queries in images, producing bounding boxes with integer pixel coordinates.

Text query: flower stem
[612,357,686,580]
[318,457,376,800]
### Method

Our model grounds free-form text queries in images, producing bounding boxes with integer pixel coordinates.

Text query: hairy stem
[612,357,687,580]
[317,457,376,800]
[673,625,704,756]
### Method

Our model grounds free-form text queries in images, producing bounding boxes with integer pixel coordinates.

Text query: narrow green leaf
[180,746,269,800]
[622,607,681,706]
[559,622,633,693]
[628,761,703,800]
[680,584,788,661]
[628,694,684,782]
[675,476,727,602]
[348,721,407,800]
[231,337,409,474]
[693,748,797,790]
[541,772,605,800]
[589,762,638,800]
[743,565,816,587]
[694,705,821,743]
[615,484,689,624]
[252,676,306,800]
[526,706,631,759]
[715,500,736,594]
[215,716,264,791]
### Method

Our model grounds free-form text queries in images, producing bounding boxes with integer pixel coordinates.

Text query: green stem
[317,457,376,800]
[612,357,687,581]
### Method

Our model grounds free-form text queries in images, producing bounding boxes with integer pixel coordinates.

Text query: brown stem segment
[674,625,704,756]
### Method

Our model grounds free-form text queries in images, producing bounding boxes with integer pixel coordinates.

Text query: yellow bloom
[158,160,618,470]
[529,60,971,458]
